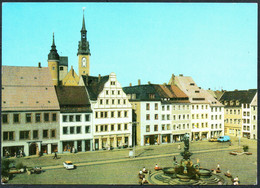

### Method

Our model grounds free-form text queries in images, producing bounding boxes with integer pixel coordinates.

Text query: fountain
[147,133,227,185]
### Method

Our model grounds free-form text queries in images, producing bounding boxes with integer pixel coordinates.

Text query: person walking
[53,152,58,159]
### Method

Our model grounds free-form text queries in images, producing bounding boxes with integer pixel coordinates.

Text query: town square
[1,2,257,185]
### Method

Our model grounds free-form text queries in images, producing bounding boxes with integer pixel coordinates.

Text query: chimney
[98,74,101,82]
[199,87,201,89]
[138,79,141,85]
[38,62,41,68]
[208,88,211,90]
[71,66,74,77]
[129,83,132,86]
[148,81,151,85]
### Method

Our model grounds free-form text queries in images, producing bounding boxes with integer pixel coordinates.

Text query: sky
[2,3,257,91]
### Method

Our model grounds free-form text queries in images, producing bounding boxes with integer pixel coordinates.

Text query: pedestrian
[72,146,75,153]
[53,152,58,159]
[173,156,176,161]
[217,164,220,171]
[229,140,232,146]
[20,149,23,157]
[178,144,181,150]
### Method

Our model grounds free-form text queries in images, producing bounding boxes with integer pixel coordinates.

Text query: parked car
[217,136,230,142]
[63,161,75,170]
[208,137,218,142]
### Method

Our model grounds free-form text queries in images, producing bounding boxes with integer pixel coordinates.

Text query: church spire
[77,9,90,56]
[48,32,59,61]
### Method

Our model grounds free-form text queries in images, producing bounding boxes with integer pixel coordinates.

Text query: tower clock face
[82,57,87,67]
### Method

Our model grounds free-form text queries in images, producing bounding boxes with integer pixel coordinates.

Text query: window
[63,127,68,135]
[247,119,250,124]
[247,112,250,116]
[106,90,109,95]
[215,115,217,120]
[100,112,104,118]
[173,124,176,130]
[196,114,199,119]
[69,115,74,122]
[26,113,32,123]
[154,125,158,131]
[196,105,199,109]
[201,114,204,119]
[111,111,115,118]
[111,124,114,131]
[230,119,232,124]
[76,126,81,134]
[60,66,64,71]
[76,115,81,122]
[95,112,98,118]
[111,81,116,85]
[33,130,38,139]
[118,99,120,104]
[112,99,115,105]
[149,94,155,99]
[205,114,208,119]
[192,105,194,110]
[167,124,171,130]
[179,115,181,120]
[146,114,150,120]
[155,114,158,120]
[63,115,68,122]
[162,106,165,111]
[219,124,222,128]
[118,124,121,130]
[96,125,99,132]
[85,114,90,121]
[146,103,150,110]
[162,115,165,120]
[167,105,170,110]
[192,114,194,119]
[201,123,204,128]
[51,129,56,138]
[211,115,213,120]
[112,90,115,95]
[70,127,75,134]
[104,112,108,118]
[118,111,121,118]
[162,124,165,130]
[100,99,103,104]
[211,124,214,129]
[52,113,57,122]
[238,110,240,114]
[201,105,204,109]
[215,124,217,129]
[3,131,14,141]
[234,110,236,114]
[230,109,232,114]
[182,124,185,129]
[13,114,20,123]
[106,99,109,105]
[118,90,121,95]
[44,113,49,122]
[124,124,128,130]
[124,111,128,117]
[205,122,208,127]
[85,126,90,133]
[219,115,221,119]
[123,99,126,104]
[187,124,189,129]
[167,115,170,120]
[253,125,255,130]
[155,103,158,110]
[234,119,237,124]
[173,115,176,120]
[2,114,8,124]
[43,130,48,138]
[187,114,189,119]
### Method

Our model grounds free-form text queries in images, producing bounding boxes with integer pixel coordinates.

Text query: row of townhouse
[122,74,225,146]
[219,89,258,139]
[1,65,132,157]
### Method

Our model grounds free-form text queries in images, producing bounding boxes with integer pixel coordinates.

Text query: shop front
[201,132,208,140]
[144,135,159,145]
[162,134,171,144]
[62,141,74,152]
[243,132,250,138]
[192,132,200,141]
[3,146,24,157]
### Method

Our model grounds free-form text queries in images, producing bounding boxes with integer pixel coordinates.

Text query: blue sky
[2,3,257,90]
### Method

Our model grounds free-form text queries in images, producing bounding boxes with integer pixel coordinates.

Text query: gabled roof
[2,66,60,111]
[55,86,91,113]
[62,67,79,86]
[169,74,223,106]
[220,89,257,107]
[123,84,190,103]
[81,75,109,100]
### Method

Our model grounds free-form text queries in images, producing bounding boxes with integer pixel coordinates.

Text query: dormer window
[195,90,200,93]
[230,101,234,105]
[236,100,239,105]
[190,83,195,86]
[224,101,228,105]
[149,94,155,99]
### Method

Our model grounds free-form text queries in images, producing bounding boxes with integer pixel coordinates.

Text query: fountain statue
[147,133,227,185]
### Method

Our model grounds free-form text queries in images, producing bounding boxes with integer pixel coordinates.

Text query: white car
[63,161,75,170]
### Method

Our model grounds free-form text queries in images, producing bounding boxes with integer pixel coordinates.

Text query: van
[217,136,230,142]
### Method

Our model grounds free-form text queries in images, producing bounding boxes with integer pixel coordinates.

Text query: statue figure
[182,133,190,152]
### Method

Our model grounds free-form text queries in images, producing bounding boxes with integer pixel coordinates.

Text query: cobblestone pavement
[5,136,257,185]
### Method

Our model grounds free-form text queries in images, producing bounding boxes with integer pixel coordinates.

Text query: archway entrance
[29,142,38,155]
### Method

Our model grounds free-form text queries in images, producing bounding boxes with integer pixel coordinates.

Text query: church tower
[48,33,60,86]
[78,9,91,76]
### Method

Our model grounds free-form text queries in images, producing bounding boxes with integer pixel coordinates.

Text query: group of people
[138,167,148,185]
[4,149,24,158]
